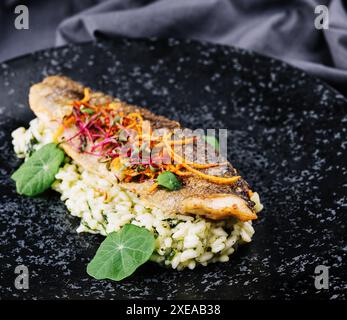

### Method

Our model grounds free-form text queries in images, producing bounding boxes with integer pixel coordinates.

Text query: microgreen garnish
[56,89,240,185]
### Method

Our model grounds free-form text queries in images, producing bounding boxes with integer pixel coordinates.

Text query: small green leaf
[203,135,219,151]
[11,143,65,196]
[157,171,181,191]
[80,106,95,115]
[87,224,155,281]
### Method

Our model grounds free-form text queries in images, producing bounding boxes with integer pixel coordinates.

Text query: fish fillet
[29,76,258,221]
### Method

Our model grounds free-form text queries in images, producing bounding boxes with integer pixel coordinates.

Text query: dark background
[0,38,346,300]
[1,0,347,95]
[0,1,346,300]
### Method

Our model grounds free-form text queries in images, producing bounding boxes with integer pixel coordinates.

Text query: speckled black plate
[0,38,346,300]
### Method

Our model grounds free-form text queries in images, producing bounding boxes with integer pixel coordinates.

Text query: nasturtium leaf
[203,135,219,151]
[87,224,155,281]
[157,171,181,191]
[11,143,65,196]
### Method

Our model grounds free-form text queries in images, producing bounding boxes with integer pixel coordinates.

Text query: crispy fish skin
[29,76,257,221]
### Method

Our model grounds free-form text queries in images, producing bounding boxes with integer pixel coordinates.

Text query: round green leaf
[87,224,155,281]
[11,143,65,196]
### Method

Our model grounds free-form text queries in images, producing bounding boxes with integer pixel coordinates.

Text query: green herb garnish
[26,136,39,157]
[157,171,181,191]
[80,106,95,115]
[11,143,65,196]
[203,135,219,151]
[87,224,155,281]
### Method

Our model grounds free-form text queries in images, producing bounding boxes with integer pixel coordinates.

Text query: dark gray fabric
[56,0,347,94]
[1,0,347,95]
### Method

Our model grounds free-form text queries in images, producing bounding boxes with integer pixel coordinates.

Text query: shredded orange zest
[111,157,123,171]
[148,182,158,193]
[172,169,193,177]
[169,137,196,145]
[63,116,76,127]
[81,88,91,103]
[53,125,65,143]
[127,112,143,122]
[163,137,222,169]
[182,163,240,185]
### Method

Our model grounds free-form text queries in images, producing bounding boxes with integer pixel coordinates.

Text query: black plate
[0,38,346,300]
